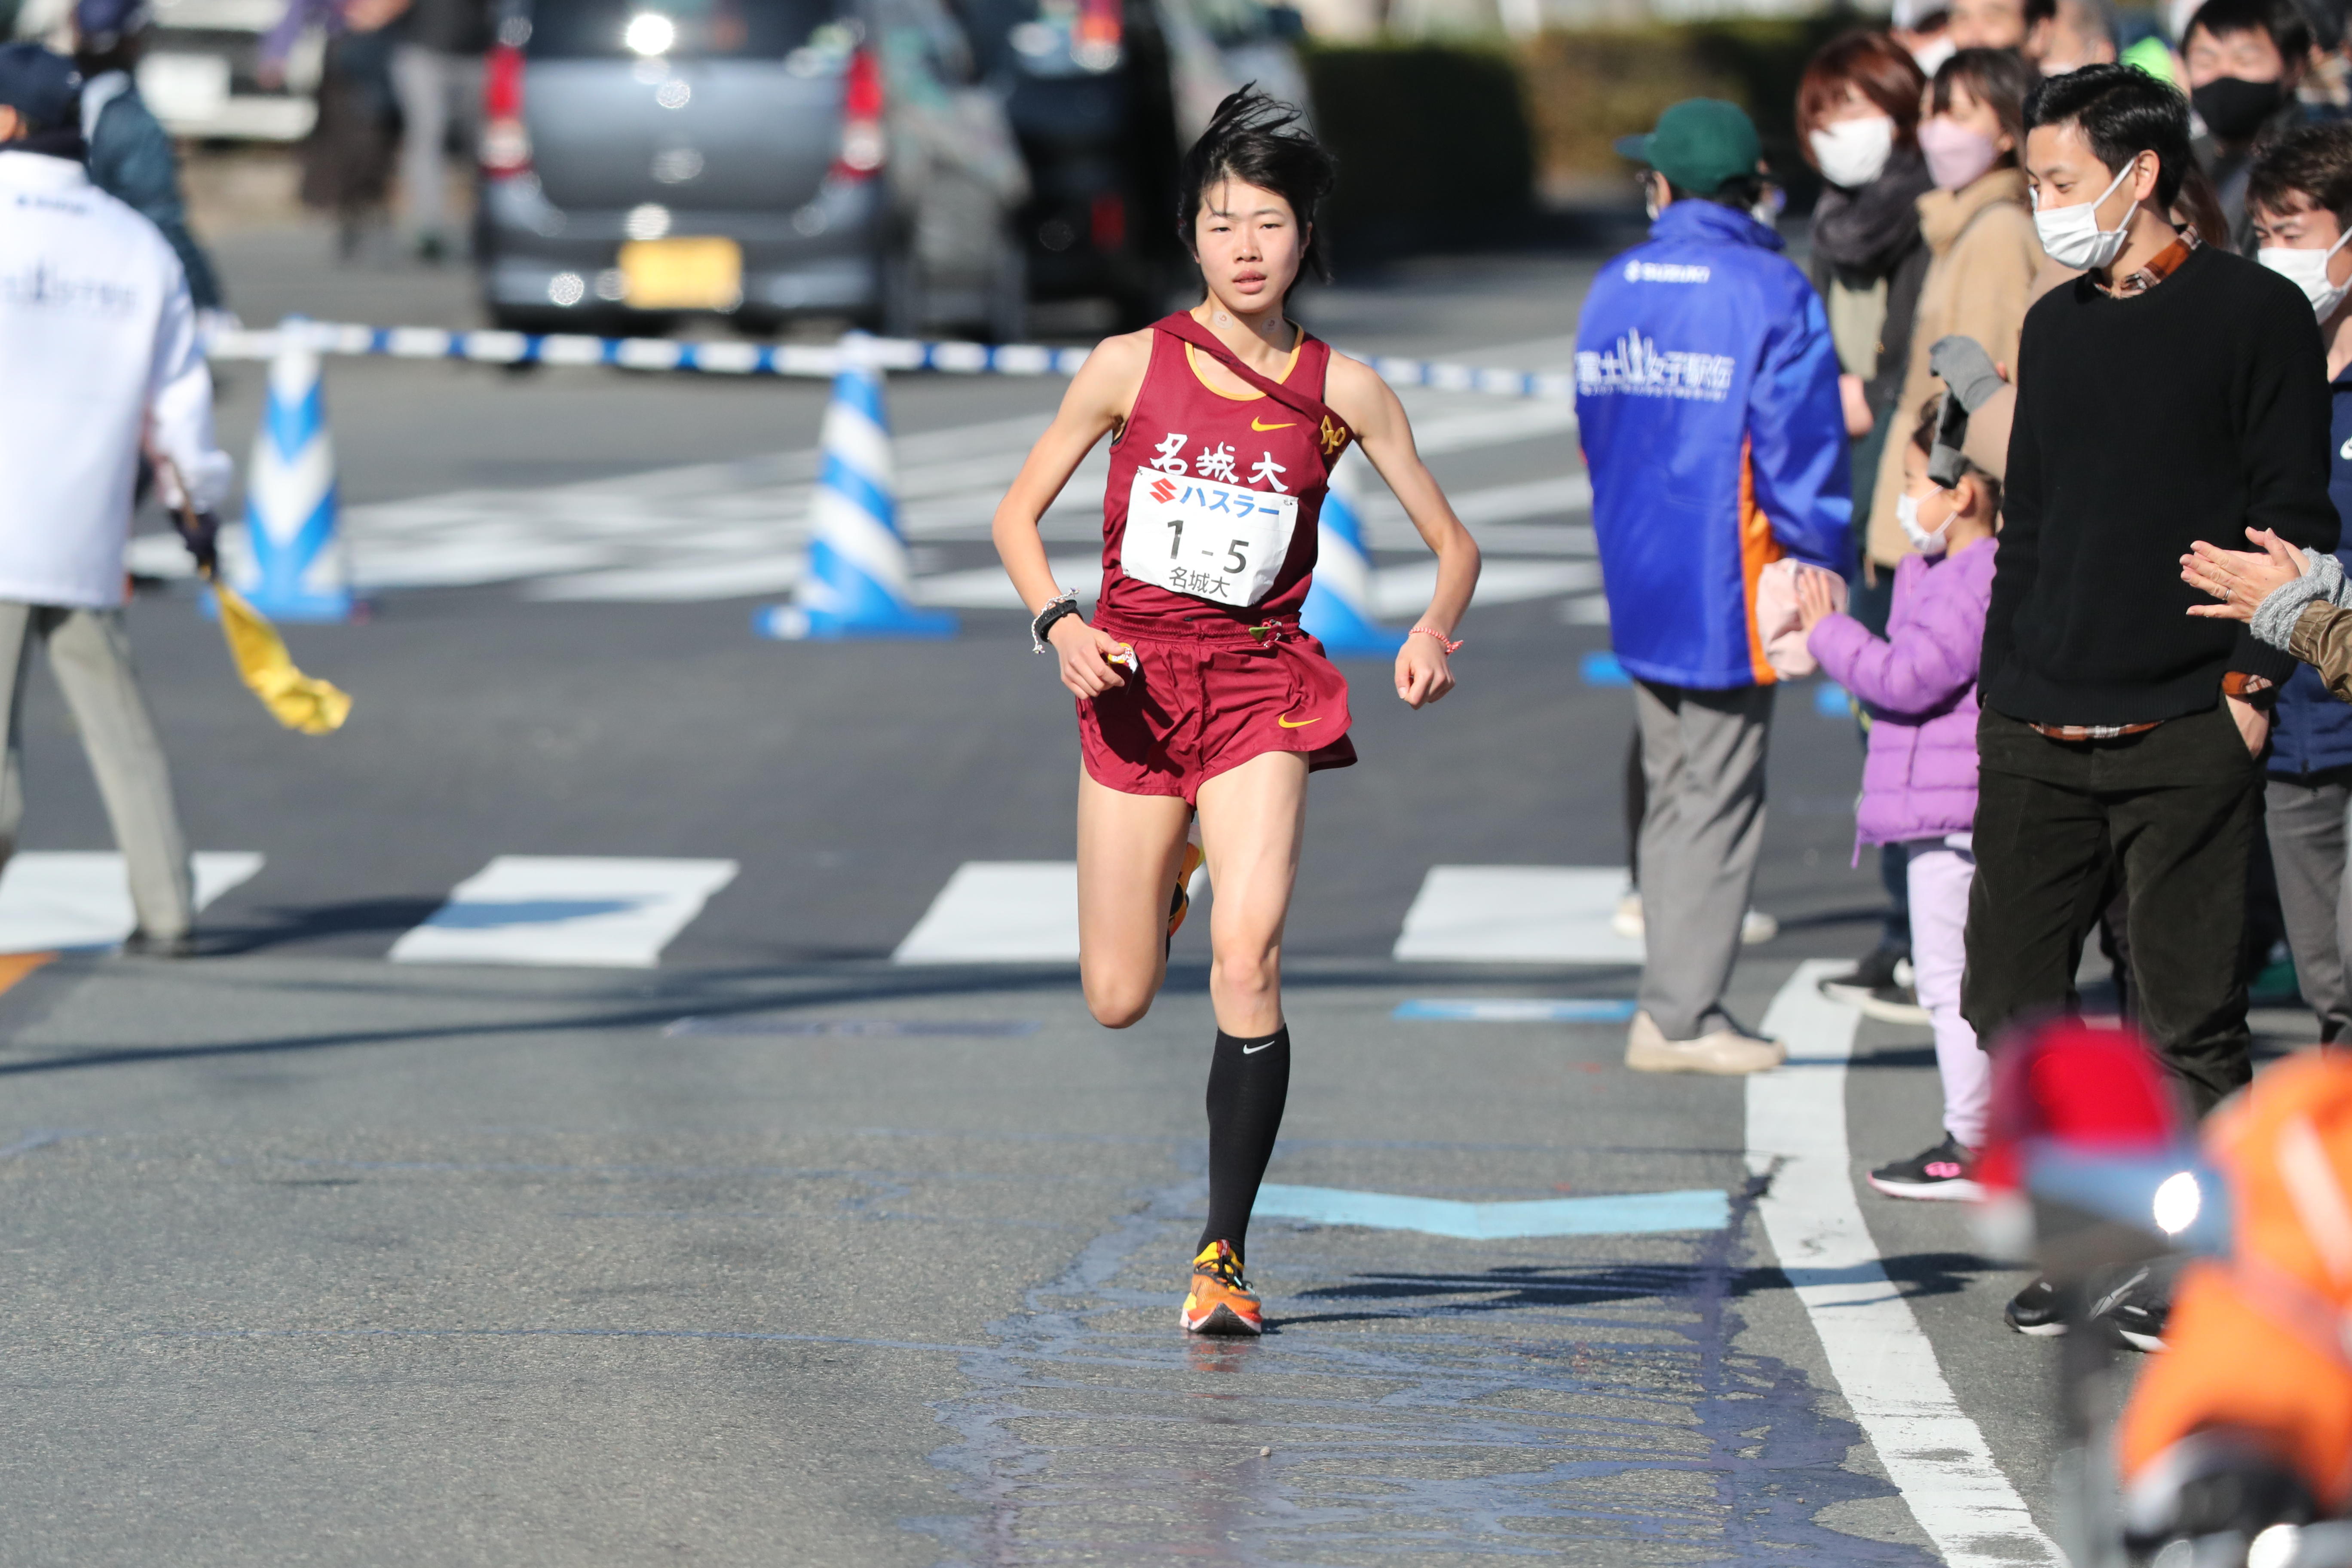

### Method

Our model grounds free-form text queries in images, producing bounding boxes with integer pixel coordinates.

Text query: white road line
[1753,960,2061,1567]
[389,856,738,968]
[893,862,1079,963]
[0,851,263,952]
[1391,867,1640,964]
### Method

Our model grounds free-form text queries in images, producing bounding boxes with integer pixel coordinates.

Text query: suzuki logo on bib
[1122,469,1298,609]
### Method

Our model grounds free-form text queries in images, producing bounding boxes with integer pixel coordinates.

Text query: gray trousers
[2267,769,2352,1043]
[390,46,481,240]
[0,604,193,940]
[1633,679,1774,1039]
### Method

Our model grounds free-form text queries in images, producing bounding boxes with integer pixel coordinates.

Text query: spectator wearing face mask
[1865,49,2042,587]
[1797,30,1933,1012]
[2184,0,2328,248]
[1895,0,1958,78]
[1979,63,2337,1341]
[1799,391,2003,1201]
[2177,126,2352,1044]
[1801,30,1936,468]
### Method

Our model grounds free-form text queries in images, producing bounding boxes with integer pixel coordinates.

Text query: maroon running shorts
[1077,614,1357,804]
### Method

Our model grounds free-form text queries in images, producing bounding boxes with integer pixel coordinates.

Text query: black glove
[176,508,220,579]
[1928,335,2005,413]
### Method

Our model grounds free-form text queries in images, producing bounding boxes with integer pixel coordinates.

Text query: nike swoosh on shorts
[1277,714,1320,729]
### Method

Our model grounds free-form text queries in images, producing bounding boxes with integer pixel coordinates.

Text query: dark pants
[1962,703,2263,1115]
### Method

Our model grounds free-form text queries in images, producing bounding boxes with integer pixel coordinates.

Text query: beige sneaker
[1624,1010,1786,1075]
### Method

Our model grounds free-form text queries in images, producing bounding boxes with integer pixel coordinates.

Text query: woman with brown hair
[1800,31,1933,481]
[1799,28,1932,1013]
[1862,48,2044,579]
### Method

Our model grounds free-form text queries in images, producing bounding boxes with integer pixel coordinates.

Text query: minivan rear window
[524,0,843,58]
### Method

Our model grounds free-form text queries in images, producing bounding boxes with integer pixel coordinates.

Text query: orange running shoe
[1168,839,1204,938]
[1180,1240,1263,1335]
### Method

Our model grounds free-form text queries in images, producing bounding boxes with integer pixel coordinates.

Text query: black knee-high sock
[1199,1026,1289,1263]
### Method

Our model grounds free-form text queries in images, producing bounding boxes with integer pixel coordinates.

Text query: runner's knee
[1209,941,1279,1002]
[1084,971,1158,1029]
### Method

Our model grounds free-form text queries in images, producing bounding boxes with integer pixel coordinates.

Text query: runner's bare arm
[993,331,1153,698]
[1325,355,1481,710]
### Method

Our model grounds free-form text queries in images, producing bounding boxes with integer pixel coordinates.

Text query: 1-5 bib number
[1120,469,1299,608]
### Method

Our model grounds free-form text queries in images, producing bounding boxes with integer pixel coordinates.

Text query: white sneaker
[1624,1010,1786,1075]
[1612,893,1777,946]
[1613,891,1645,939]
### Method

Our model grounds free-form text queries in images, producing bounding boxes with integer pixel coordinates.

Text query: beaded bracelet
[1410,626,1463,654]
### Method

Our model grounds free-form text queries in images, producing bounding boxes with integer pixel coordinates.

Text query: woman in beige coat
[1863,48,2046,576]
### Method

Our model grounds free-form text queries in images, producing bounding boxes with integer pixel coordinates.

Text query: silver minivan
[475,0,1028,338]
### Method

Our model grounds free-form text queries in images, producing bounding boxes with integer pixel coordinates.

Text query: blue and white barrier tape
[204,322,1577,401]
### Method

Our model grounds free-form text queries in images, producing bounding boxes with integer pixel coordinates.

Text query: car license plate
[619,237,743,310]
[136,53,231,126]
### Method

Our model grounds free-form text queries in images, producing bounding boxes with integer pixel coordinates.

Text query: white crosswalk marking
[893,862,1080,962]
[388,856,738,968]
[132,354,1603,615]
[0,851,263,952]
[1392,867,1641,964]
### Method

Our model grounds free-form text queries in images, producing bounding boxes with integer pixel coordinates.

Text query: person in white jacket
[0,42,231,956]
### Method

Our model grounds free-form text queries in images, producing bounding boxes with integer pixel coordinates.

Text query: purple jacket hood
[1806,539,1998,847]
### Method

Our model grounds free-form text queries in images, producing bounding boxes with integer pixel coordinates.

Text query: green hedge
[1302,43,1537,250]
[1520,15,1862,184]
[1306,11,1868,241]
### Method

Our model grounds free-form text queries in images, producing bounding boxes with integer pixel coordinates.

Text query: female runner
[990,89,1481,1336]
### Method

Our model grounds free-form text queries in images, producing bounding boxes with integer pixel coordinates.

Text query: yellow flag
[208,579,352,735]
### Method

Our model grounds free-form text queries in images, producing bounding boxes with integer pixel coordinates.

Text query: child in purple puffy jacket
[1796,399,2000,1202]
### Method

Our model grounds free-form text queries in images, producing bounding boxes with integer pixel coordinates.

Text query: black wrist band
[1031,593,1080,653]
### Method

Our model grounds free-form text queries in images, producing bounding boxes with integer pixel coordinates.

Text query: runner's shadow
[1279,1262,1718,1323]
[199,898,450,956]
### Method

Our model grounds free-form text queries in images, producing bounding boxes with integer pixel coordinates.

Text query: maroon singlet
[1096,318,1349,632]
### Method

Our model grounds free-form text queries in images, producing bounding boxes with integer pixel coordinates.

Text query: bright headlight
[625,12,676,55]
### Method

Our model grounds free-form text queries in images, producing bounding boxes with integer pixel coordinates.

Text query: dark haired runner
[992,88,1481,1336]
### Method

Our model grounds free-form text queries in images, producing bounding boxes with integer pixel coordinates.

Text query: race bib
[1120,469,1299,608]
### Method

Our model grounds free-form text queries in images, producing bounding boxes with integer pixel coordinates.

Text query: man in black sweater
[1966,66,2337,1121]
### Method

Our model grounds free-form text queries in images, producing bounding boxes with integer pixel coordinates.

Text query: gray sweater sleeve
[2253,550,2352,649]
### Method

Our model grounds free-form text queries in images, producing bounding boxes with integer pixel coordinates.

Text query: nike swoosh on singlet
[1277,714,1320,728]
[1250,418,1296,432]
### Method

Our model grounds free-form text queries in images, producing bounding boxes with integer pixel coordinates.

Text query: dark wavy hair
[2024,60,2193,208]
[1177,86,1340,282]
[2249,121,2352,228]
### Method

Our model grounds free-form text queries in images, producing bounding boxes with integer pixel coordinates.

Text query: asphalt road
[0,228,2286,1565]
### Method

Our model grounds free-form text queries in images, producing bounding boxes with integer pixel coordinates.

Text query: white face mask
[1751,183,1786,229]
[1897,490,1954,555]
[1909,34,1957,77]
[2259,225,2352,318]
[2033,158,2140,272]
[1810,116,1896,190]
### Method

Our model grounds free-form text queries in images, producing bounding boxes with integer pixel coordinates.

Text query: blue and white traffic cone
[756,332,957,641]
[235,319,353,622]
[1300,450,1405,658]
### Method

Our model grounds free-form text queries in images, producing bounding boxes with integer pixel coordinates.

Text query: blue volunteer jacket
[1576,200,1851,689]
[2269,366,2352,777]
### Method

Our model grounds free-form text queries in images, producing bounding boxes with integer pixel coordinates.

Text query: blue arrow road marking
[1394,998,1638,1023]
[1253,1184,1730,1240]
